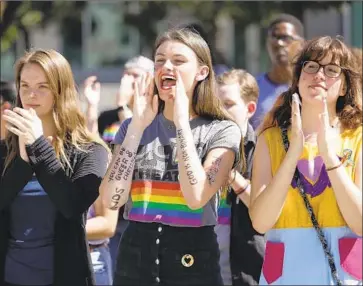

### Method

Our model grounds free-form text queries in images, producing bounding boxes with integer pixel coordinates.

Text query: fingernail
[292,93,301,106]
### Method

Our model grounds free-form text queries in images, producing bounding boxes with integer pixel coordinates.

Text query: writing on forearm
[107,146,137,209]
[109,187,126,210]
[123,148,136,181]
[108,147,136,183]
[176,129,198,185]
[206,157,222,186]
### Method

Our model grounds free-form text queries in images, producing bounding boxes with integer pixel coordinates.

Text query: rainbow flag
[217,188,231,225]
[102,122,121,143]
[129,181,203,227]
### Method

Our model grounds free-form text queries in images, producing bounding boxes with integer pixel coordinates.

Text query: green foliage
[0,0,346,54]
[0,1,85,52]
[1,24,18,52]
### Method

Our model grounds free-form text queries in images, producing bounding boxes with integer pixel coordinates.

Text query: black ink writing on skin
[108,156,123,183]
[123,153,136,180]
[109,187,126,210]
[109,148,136,183]
[116,162,127,181]
[206,157,222,186]
[176,129,198,185]
[108,169,116,183]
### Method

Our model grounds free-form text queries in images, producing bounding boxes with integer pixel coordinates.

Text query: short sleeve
[111,118,132,145]
[208,121,242,168]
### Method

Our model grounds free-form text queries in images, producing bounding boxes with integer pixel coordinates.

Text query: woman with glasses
[250,36,362,285]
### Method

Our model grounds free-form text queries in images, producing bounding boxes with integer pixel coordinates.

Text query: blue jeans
[109,220,129,274]
[90,244,113,285]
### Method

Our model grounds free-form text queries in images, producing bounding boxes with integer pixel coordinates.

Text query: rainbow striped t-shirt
[112,113,241,227]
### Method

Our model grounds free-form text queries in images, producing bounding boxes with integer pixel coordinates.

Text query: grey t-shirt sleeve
[208,121,242,168]
[111,118,132,145]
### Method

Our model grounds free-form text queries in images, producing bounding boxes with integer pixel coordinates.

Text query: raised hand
[317,95,340,160]
[117,74,135,107]
[83,76,101,107]
[172,68,190,125]
[131,73,158,130]
[288,93,304,159]
[3,107,44,145]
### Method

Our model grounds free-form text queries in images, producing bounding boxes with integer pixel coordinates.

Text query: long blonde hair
[4,49,109,173]
[154,28,245,173]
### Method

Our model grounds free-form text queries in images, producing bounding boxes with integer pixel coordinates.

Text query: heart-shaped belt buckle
[181,254,194,267]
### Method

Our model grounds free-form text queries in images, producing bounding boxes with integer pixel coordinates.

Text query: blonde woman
[100,28,243,286]
[0,49,109,286]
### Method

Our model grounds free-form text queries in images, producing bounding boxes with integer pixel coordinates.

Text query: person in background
[100,27,242,286]
[250,36,362,285]
[1,81,16,140]
[83,56,154,273]
[216,69,264,285]
[86,192,118,285]
[84,56,154,144]
[351,47,362,86]
[251,13,304,130]
[0,49,109,286]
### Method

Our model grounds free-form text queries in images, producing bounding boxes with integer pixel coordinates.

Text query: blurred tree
[1,0,346,56]
[122,1,168,52]
[121,1,345,54]
[0,1,85,53]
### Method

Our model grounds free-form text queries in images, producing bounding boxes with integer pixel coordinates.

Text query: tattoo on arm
[206,157,222,186]
[176,129,198,185]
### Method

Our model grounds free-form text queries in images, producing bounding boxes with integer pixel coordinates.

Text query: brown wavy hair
[4,49,109,173]
[154,28,245,173]
[259,36,362,135]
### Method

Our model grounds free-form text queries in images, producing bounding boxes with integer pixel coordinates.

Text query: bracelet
[326,161,343,172]
[234,180,250,195]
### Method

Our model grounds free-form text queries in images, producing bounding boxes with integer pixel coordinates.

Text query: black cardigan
[0,136,109,286]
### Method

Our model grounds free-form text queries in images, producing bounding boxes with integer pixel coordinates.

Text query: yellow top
[263,126,362,229]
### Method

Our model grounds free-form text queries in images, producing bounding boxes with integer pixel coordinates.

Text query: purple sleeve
[111,118,132,145]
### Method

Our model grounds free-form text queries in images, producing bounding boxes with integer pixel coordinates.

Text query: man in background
[251,13,304,130]
[216,69,263,286]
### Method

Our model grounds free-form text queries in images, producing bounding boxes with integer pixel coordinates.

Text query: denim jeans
[113,221,223,286]
[109,219,129,274]
[90,244,113,285]
[215,224,232,285]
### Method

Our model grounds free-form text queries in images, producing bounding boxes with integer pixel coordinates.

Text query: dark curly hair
[259,36,362,134]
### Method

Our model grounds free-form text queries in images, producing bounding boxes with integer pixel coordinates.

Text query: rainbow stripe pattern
[217,188,231,225]
[128,181,203,227]
[102,122,121,143]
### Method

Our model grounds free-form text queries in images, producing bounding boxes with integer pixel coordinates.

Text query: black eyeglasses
[302,61,343,78]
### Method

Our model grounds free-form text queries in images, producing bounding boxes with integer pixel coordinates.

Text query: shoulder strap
[280,127,342,286]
